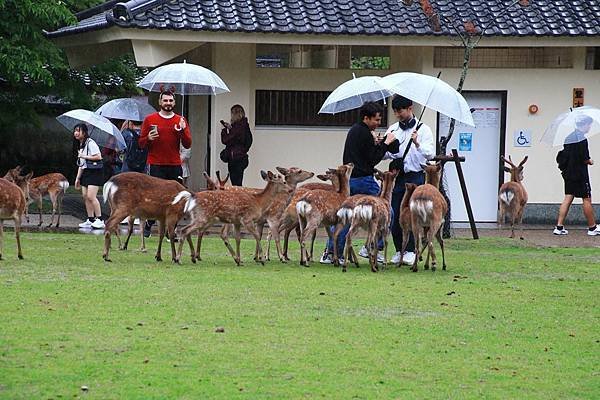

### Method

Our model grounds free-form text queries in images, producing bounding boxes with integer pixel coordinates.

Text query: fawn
[408,162,448,272]
[0,173,33,260]
[28,173,70,227]
[397,182,419,265]
[498,155,528,239]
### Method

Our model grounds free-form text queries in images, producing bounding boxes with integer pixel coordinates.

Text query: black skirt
[80,168,105,187]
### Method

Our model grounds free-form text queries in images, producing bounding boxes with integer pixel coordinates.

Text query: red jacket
[140,112,192,166]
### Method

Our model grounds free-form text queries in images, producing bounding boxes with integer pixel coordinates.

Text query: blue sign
[459,132,473,151]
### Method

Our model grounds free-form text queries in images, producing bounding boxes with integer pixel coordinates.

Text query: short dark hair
[159,91,175,100]
[392,95,413,111]
[359,102,384,120]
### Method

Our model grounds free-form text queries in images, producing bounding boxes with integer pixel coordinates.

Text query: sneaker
[91,219,105,229]
[143,223,152,238]
[319,250,333,264]
[358,245,369,258]
[133,218,140,225]
[587,225,600,236]
[553,227,568,235]
[391,251,402,264]
[376,253,385,264]
[78,219,93,228]
[120,217,130,225]
[402,251,416,265]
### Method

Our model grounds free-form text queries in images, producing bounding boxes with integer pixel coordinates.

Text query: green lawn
[0,233,598,399]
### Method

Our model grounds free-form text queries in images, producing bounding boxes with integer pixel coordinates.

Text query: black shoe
[143,224,152,238]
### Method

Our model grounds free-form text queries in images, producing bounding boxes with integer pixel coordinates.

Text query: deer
[498,155,528,239]
[28,173,70,227]
[278,171,339,262]
[2,166,22,181]
[408,162,448,272]
[340,170,398,272]
[397,182,419,265]
[102,172,194,262]
[296,163,354,266]
[0,173,33,260]
[174,171,292,265]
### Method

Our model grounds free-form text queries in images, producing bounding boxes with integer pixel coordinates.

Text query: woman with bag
[73,123,105,229]
[220,104,252,186]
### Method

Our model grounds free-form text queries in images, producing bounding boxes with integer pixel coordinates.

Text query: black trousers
[390,171,425,253]
[228,157,249,186]
[146,165,183,229]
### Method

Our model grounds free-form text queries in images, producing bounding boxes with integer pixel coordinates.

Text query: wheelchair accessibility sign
[513,129,531,147]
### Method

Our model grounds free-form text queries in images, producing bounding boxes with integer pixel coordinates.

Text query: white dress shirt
[383,117,435,173]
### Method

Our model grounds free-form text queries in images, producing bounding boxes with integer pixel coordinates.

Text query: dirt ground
[453,226,600,248]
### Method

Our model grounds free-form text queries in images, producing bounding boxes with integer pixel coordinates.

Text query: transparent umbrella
[382,72,475,127]
[138,60,230,95]
[541,106,600,146]
[95,98,156,122]
[318,75,393,114]
[57,109,126,150]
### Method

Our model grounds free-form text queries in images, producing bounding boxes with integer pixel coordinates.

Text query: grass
[0,233,598,399]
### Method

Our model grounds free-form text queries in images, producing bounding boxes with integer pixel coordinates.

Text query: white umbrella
[137,60,230,95]
[57,109,126,150]
[541,106,600,146]
[318,75,393,114]
[95,98,156,122]
[382,72,475,127]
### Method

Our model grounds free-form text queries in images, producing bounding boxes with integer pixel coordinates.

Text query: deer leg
[268,219,285,263]
[411,228,420,272]
[56,191,64,228]
[233,224,243,266]
[368,221,379,272]
[139,218,147,253]
[254,222,265,262]
[48,192,59,227]
[167,218,179,264]
[12,218,22,259]
[194,230,204,261]
[297,216,307,266]
[332,223,344,266]
[185,232,196,264]
[121,216,134,250]
[245,221,265,265]
[103,211,127,262]
[0,221,3,260]
[220,223,240,265]
[300,221,318,267]
[155,220,166,262]
[435,227,446,271]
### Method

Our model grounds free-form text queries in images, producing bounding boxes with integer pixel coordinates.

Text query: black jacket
[342,122,399,178]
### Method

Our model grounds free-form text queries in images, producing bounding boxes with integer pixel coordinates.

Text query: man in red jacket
[139,90,192,236]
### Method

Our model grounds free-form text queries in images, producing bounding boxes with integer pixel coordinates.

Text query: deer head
[501,155,528,183]
[276,167,315,186]
[421,162,442,188]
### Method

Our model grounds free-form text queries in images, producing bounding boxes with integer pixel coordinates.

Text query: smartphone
[220,120,227,126]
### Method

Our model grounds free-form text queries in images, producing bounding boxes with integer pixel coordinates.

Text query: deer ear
[276,166,289,176]
[521,156,529,164]
[316,174,327,181]
[202,171,210,179]
[260,170,268,180]
[503,166,511,173]
[25,172,33,180]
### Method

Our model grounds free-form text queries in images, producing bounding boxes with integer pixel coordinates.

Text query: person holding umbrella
[553,114,600,236]
[139,90,192,237]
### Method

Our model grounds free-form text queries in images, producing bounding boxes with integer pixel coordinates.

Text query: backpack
[126,130,148,171]
[244,124,253,152]
[556,149,568,172]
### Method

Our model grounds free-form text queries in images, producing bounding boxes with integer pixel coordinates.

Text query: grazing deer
[408,162,448,272]
[28,173,70,227]
[341,170,398,272]
[498,155,528,239]
[278,171,339,261]
[0,173,33,260]
[296,164,354,266]
[174,171,291,265]
[102,172,194,262]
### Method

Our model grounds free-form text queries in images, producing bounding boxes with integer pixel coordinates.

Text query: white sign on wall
[513,129,531,147]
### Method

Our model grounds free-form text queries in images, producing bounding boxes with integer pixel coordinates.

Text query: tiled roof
[46,0,600,38]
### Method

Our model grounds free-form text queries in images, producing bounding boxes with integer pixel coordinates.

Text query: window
[256,45,390,70]
[585,47,600,70]
[255,90,388,127]
[434,47,573,68]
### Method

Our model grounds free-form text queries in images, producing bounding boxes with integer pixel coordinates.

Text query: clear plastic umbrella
[318,75,393,114]
[541,106,600,146]
[57,109,126,150]
[95,98,156,122]
[137,60,230,95]
[382,72,475,127]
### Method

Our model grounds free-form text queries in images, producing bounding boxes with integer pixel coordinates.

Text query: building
[47,0,600,223]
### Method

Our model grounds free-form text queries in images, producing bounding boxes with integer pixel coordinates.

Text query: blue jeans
[390,171,425,253]
[326,175,384,256]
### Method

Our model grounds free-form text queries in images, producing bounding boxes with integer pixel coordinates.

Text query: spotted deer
[0,173,33,260]
[2,166,22,181]
[408,162,448,272]
[341,170,398,272]
[174,171,292,265]
[498,155,528,239]
[397,182,419,263]
[28,173,70,227]
[102,172,194,262]
[296,163,354,266]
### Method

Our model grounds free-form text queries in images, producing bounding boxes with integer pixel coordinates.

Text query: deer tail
[354,204,373,223]
[102,181,118,204]
[499,189,514,206]
[172,190,195,212]
[59,180,69,192]
[296,200,312,217]
[410,198,433,225]
[336,207,353,225]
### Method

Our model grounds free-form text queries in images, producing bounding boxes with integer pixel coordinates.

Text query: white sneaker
[402,251,416,265]
[553,227,568,235]
[91,219,105,229]
[587,225,600,236]
[78,219,93,228]
[120,217,130,224]
[319,251,333,264]
[358,246,369,258]
[133,218,140,225]
[391,251,402,264]
[376,253,385,264]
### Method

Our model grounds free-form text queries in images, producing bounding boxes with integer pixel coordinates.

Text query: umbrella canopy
[381,72,475,127]
[541,106,600,146]
[137,61,230,95]
[95,98,156,121]
[57,109,126,150]
[318,75,393,114]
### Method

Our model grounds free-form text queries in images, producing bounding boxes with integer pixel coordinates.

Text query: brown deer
[296,163,354,266]
[102,172,194,262]
[341,170,398,272]
[0,173,33,260]
[278,171,339,261]
[2,166,22,181]
[408,162,448,272]
[498,155,528,239]
[397,182,419,264]
[174,171,291,265]
[28,173,70,227]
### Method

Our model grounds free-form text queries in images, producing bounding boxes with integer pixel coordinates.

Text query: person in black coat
[220,104,252,186]
[553,114,600,236]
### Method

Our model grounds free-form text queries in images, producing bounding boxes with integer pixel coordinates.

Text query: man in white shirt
[383,95,436,265]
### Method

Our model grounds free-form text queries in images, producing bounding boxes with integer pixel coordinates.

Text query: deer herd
[0,155,529,269]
